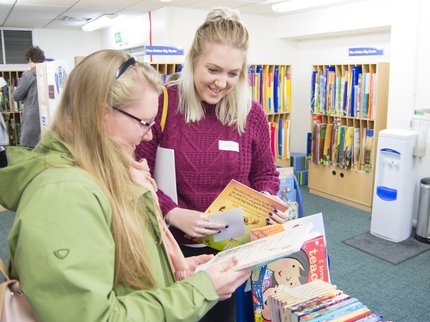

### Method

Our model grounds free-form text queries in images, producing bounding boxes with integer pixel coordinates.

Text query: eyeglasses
[113,107,155,134]
[115,57,137,79]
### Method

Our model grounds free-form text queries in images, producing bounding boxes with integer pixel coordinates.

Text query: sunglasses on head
[115,57,137,79]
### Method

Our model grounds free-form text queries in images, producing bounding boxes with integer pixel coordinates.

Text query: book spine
[332,307,371,322]
[304,301,366,322]
[299,298,360,321]
[291,293,349,322]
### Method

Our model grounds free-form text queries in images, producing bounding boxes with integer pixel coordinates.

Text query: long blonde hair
[51,50,162,289]
[179,7,251,134]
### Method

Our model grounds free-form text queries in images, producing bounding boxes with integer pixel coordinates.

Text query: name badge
[218,140,239,152]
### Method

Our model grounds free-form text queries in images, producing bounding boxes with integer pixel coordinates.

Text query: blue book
[350,65,362,117]
[310,70,317,112]
[273,65,279,113]
[278,118,283,157]
[256,65,263,105]
[342,74,348,116]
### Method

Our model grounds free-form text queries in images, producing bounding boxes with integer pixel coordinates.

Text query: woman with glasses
[0,49,250,321]
[135,7,286,322]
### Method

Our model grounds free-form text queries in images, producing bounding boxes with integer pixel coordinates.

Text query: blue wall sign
[145,46,184,56]
[348,47,384,56]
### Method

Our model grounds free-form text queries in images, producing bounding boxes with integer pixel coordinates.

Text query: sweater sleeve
[248,101,280,194]
[10,170,217,322]
[12,70,34,102]
[135,88,179,216]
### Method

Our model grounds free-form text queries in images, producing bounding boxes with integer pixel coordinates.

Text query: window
[1,30,33,64]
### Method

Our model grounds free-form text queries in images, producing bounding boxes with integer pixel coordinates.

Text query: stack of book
[267,280,388,322]
[289,152,309,186]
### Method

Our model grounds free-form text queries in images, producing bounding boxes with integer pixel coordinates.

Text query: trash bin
[415,177,430,243]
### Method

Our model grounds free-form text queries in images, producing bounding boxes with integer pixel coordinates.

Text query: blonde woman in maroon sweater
[136,7,287,322]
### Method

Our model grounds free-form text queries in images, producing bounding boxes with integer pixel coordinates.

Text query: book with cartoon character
[201,179,290,251]
[250,213,330,322]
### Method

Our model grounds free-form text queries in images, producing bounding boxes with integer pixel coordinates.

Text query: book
[201,179,290,251]
[290,293,350,322]
[277,167,296,204]
[356,313,386,321]
[251,214,330,322]
[332,307,371,322]
[196,221,313,272]
[302,299,365,321]
[268,280,335,322]
[363,128,374,173]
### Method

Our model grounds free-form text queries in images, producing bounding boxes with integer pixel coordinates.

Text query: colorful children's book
[196,222,313,272]
[251,213,330,322]
[201,179,290,251]
[277,167,296,204]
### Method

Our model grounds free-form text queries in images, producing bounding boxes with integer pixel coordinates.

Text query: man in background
[12,46,45,148]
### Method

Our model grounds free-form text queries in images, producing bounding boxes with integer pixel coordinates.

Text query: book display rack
[0,68,26,146]
[308,63,390,212]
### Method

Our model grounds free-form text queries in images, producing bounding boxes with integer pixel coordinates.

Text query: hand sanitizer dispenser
[370,129,418,242]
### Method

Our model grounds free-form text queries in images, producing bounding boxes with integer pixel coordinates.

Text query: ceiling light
[82,14,116,32]
[272,0,355,14]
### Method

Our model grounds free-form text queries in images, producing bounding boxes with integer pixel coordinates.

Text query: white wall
[274,0,393,40]
[156,7,294,65]
[32,29,102,59]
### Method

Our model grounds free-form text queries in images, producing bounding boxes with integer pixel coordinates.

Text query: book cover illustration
[277,167,296,205]
[201,179,289,251]
[251,214,330,322]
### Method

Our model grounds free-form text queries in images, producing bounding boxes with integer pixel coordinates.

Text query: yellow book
[201,179,289,251]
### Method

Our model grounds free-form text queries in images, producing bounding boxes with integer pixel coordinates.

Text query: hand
[174,255,215,280]
[267,209,290,225]
[130,158,158,192]
[204,257,251,301]
[166,208,226,238]
[261,192,290,225]
[186,254,214,272]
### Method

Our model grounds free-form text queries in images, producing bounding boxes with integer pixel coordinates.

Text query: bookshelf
[308,63,389,212]
[152,63,292,167]
[0,68,26,146]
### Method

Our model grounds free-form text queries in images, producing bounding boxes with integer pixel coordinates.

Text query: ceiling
[0,0,285,30]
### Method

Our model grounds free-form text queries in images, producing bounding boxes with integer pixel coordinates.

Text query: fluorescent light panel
[82,15,115,32]
[272,0,353,13]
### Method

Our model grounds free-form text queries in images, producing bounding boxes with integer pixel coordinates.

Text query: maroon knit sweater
[135,85,279,244]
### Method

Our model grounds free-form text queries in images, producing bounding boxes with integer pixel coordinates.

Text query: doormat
[342,232,430,265]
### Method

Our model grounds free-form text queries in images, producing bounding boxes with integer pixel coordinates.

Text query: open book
[196,222,313,272]
[201,179,291,251]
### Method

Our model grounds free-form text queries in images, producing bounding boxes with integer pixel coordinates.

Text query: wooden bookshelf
[308,63,389,212]
[0,68,26,146]
[152,63,292,167]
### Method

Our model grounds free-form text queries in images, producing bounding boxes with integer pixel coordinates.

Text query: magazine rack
[235,175,304,322]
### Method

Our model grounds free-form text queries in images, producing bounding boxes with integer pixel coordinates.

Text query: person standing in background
[135,7,286,321]
[12,46,45,148]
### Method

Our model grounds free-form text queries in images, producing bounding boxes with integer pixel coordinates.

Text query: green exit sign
[115,32,122,44]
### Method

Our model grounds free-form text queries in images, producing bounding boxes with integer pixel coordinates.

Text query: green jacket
[0,132,218,322]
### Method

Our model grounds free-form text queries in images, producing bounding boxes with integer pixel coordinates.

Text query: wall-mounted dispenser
[411,108,430,157]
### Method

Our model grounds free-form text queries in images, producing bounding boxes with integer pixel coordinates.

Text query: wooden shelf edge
[308,188,372,213]
[275,158,290,167]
